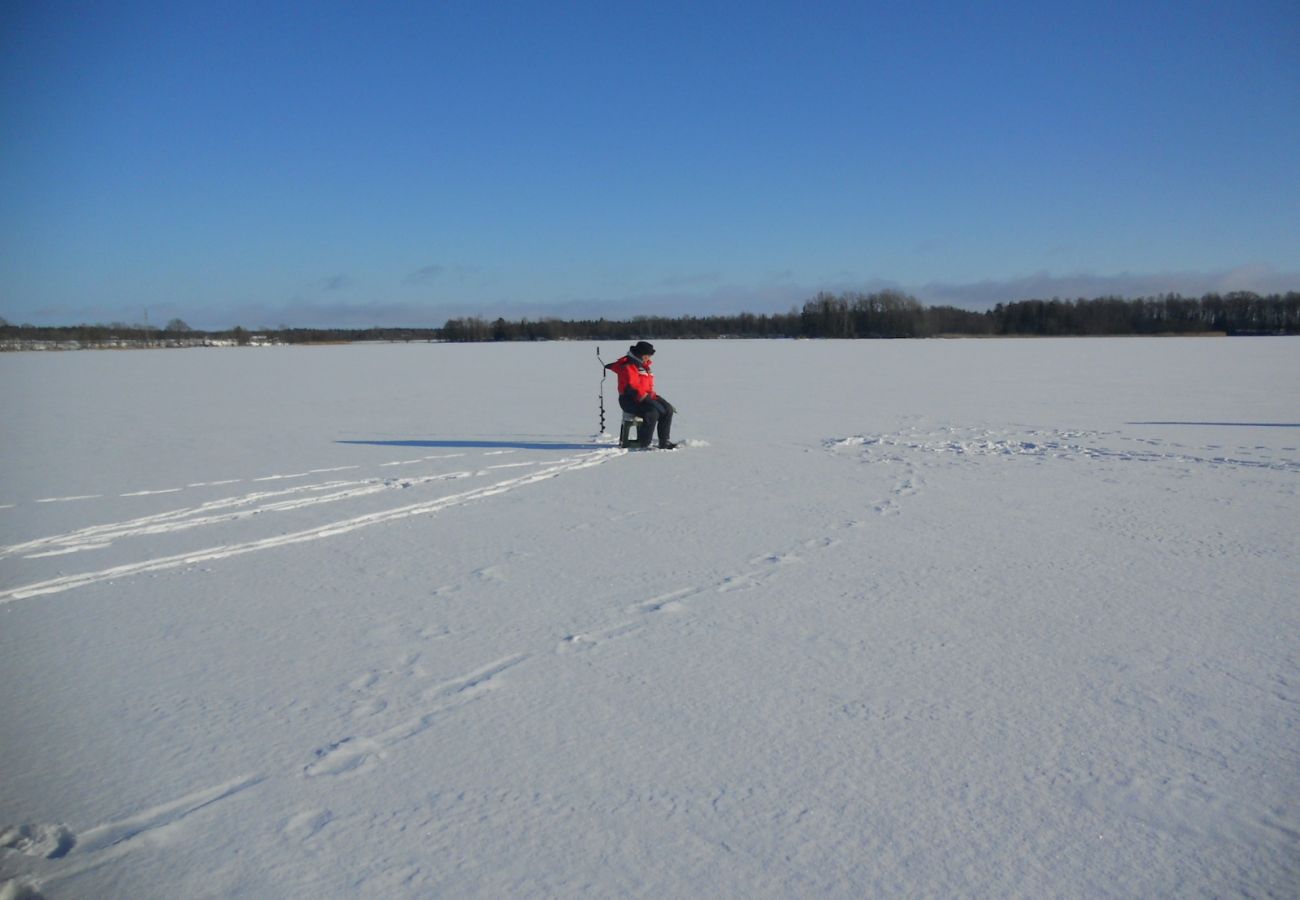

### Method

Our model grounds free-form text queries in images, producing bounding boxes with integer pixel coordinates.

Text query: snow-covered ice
[1,338,1297,898]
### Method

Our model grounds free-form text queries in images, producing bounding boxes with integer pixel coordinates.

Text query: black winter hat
[631,341,655,356]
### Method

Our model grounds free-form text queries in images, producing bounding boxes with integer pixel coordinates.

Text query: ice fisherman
[605,341,678,450]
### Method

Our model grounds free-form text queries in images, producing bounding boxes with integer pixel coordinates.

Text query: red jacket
[606,354,656,401]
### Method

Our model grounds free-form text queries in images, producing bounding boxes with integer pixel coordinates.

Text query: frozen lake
[2,337,1297,898]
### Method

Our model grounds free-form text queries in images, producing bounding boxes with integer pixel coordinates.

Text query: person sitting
[605,341,677,449]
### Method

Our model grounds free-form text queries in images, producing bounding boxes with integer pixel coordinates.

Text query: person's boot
[658,440,678,450]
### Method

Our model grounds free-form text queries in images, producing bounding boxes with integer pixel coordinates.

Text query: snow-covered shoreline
[2,339,1296,897]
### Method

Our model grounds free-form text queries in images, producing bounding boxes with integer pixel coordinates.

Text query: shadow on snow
[337,439,609,451]
[1127,422,1300,428]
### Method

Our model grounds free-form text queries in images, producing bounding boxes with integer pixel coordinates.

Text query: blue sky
[2,0,1297,328]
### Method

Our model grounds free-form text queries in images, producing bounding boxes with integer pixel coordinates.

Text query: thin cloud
[222,300,450,329]
[912,265,1300,310]
[319,275,353,292]
[402,264,484,287]
[403,265,444,286]
[655,271,722,289]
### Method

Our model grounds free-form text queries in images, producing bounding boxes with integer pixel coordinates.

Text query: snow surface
[1,338,1297,898]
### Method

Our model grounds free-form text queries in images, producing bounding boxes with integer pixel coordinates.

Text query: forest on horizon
[3,290,1297,348]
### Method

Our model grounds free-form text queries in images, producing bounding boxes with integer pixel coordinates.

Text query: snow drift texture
[1,338,1297,898]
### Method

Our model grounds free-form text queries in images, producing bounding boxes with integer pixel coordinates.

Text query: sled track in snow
[0,448,622,604]
[1,473,479,560]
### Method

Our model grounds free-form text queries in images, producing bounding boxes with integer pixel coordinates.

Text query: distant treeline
[448,290,1296,340]
[2,290,1297,348]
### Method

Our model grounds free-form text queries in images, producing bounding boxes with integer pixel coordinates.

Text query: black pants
[620,392,673,447]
